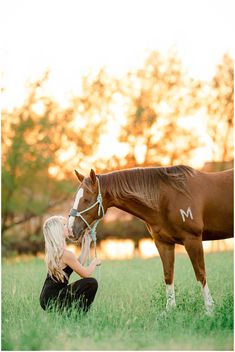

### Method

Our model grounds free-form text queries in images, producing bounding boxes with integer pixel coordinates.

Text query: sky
[1,0,234,108]
[1,0,234,169]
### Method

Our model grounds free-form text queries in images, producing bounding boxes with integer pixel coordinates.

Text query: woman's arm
[78,232,92,265]
[63,250,101,278]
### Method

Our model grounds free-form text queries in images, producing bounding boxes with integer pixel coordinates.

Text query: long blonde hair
[43,215,67,282]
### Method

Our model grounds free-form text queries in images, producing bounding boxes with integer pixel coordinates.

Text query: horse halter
[69,177,105,250]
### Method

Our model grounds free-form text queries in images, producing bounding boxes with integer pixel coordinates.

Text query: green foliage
[115,51,204,167]
[1,73,104,235]
[2,217,149,256]
[207,53,234,161]
[2,52,233,254]
[2,252,233,350]
[2,83,69,232]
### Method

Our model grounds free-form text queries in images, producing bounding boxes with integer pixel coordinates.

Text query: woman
[40,215,101,312]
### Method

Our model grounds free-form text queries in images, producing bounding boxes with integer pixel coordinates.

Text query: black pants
[41,278,98,312]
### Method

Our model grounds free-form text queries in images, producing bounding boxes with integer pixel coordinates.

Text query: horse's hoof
[205,304,214,316]
[166,303,176,311]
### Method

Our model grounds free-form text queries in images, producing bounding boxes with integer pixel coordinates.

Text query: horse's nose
[68,229,74,238]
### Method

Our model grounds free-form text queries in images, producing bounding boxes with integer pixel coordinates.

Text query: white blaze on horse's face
[68,188,84,234]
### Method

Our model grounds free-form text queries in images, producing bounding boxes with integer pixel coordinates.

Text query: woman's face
[60,218,70,238]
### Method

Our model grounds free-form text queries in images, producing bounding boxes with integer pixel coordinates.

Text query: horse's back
[200,169,234,240]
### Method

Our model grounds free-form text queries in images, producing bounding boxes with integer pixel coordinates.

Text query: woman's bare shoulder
[61,249,77,267]
[61,249,82,272]
[63,249,76,260]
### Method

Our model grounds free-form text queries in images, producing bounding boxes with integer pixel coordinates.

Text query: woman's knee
[84,277,98,291]
[71,277,98,294]
[40,300,46,311]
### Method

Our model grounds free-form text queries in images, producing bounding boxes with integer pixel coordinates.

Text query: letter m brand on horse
[180,206,194,222]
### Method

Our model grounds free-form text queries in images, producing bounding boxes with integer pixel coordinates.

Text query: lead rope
[70,177,104,283]
[86,178,103,282]
[80,228,101,282]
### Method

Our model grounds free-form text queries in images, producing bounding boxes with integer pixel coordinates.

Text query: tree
[98,216,150,249]
[2,72,104,234]
[115,51,203,168]
[207,53,234,161]
[70,68,120,172]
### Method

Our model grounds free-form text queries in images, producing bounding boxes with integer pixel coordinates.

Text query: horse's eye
[83,198,89,203]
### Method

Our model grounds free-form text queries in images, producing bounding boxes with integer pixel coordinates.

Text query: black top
[40,265,73,309]
[45,265,73,285]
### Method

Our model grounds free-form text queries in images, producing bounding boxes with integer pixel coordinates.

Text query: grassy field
[2,251,233,351]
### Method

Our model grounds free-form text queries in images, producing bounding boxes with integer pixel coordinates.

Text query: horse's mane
[98,165,196,209]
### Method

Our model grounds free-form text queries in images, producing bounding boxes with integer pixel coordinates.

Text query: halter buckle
[97,194,102,203]
[69,208,80,217]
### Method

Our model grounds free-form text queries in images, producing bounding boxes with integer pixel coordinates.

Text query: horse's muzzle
[72,224,86,241]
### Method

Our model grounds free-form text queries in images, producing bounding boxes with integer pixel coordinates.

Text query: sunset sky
[1,0,234,106]
[1,0,234,168]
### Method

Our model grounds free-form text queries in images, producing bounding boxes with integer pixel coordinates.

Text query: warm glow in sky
[1,0,234,168]
[1,0,234,106]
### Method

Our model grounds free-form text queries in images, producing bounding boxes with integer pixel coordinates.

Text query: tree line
[2,51,234,255]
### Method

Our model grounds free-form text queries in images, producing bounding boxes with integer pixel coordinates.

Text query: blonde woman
[40,215,101,312]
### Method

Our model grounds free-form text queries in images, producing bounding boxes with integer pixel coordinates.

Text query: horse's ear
[74,170,85,183]
[90,169,97,185]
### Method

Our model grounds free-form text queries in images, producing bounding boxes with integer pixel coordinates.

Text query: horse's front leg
[154,239,176,311]
[184,235,214,314]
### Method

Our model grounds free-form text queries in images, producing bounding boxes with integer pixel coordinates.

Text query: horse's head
[68,169,104,241]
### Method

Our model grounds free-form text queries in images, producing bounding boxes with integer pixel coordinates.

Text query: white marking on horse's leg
[68,188,84,233]
[200,282,214,314]
[166,283,176,310]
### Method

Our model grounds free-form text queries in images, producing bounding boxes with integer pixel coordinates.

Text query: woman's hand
[95,258,101,266]
[83,231,92,245]
[63,250,101,278]
[92,258,102,266]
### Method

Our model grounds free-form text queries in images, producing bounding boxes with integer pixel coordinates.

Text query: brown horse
[68,165,234,313]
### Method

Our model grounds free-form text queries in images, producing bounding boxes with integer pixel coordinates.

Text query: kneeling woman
[40,215,101,312]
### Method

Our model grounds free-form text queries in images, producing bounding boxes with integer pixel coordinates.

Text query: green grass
[2,252,233,350]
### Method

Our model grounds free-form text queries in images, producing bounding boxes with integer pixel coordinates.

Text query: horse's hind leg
[184,236,214,314]
[155,240,176,310]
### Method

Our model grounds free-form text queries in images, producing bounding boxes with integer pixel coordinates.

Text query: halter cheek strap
[69,177,105,257]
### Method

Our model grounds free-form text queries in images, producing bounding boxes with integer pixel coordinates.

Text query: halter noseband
[69,177,105,251]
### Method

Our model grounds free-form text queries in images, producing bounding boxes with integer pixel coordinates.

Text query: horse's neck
[108,198,146,220]
[111,201,149,221]
[101,179,152,221]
